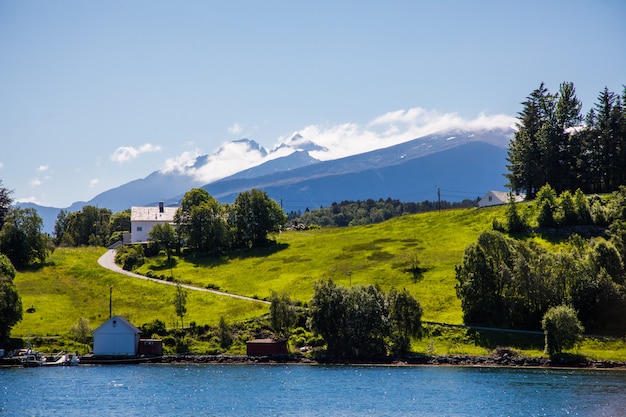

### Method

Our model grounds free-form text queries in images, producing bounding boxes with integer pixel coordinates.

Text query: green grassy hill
[12,205,626,360]
[14,205,505,339]
[12,247,268,337]
[135,205,505,324]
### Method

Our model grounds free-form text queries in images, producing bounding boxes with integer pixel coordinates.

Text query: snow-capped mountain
[18,127,514,234]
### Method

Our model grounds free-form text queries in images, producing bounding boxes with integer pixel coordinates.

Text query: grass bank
[138,206,505,324]
[13,247,268,338]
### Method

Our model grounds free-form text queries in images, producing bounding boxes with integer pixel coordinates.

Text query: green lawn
[137,206,503,324]
[13,247,268,338]
[12,205,626,361]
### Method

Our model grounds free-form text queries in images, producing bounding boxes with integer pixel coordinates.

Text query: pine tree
[506,83,550,198]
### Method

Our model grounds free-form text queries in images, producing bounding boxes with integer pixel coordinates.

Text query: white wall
[131,220,159,243]
[93,332,138,356]
[93,317,140,356]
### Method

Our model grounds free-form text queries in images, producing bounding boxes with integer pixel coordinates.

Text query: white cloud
[110,143,162,163]
[160,108,516,185]
[16,196,43,204]
[161,141,268,184]
[161,150,202,175]
[285,108,517,161]
[192,141,267,183]
[228,122,243,136]
[89,178,99,188]
[0,162,4,169]
[37,164,50,172]
[29,178,42,187]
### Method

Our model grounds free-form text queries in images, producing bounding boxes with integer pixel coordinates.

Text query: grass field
[11,205,626,360]
[12,247,268,338]
[136,206,505,324]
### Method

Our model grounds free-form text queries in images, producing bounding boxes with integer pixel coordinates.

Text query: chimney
[159,201,164,213]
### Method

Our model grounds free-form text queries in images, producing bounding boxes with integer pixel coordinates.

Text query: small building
[130,201,178,243]
[93,315,142,356]
[478,190,526,208]
[246,339,289,356]
[138,339,163,357]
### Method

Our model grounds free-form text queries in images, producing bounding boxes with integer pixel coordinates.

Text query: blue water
[1,364,625,416]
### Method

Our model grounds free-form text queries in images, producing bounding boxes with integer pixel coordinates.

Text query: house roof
[486,190,526,203]
[131,206,178,222]
[93,315,142,335]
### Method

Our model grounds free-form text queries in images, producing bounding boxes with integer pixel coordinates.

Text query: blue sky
[1,0,624,208]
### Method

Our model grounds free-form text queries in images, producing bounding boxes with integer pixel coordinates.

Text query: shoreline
[158,353,626,370]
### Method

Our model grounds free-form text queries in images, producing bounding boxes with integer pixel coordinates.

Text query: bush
[542,305,584,356]
[114,245,145,271]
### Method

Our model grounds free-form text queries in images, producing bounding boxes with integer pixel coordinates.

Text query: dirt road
[97,249,269,305]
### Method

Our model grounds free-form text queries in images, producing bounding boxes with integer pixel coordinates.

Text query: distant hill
[17,128,513,234]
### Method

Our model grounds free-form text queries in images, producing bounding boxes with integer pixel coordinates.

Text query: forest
[506,82,626,198]
[455,82,626,339]
[286,198,477,228]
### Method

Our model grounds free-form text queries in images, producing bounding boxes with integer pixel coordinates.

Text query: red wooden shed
[246,339,288,356]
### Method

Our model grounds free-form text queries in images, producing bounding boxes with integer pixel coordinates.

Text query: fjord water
[2,364,625,416]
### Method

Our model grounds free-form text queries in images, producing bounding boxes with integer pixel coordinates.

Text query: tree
[542,305,584,356]
[56,205,113,247]
[232,189,286,248]
[53,209,68,246]
[0,180,13,229]
[269,291,298,338]
[506,83,551,198]
[108,210,131,245]
[149,222,178,262]
[387,287,423,356]
[174,188,230,253]
[309,279,398,357]
[173,283,188,330]
[218,316,232,349]
[505,195,526,233]
[0,254,22,342]
[589,240,625,285]
[0,207,53,267]
[455,233,510,327]
[71,317,92,347]
[535,184,558,228]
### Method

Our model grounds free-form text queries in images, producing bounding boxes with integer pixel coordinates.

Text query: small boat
[21,351,46,367]
[43,351,80,366]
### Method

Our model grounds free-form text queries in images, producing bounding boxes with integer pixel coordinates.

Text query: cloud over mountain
[110,143,162,163]
[160,108,516,186]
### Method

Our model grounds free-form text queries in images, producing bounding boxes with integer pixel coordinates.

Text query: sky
[1,0,624,208]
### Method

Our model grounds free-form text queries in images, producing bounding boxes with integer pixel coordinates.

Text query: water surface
[2,364,625,416]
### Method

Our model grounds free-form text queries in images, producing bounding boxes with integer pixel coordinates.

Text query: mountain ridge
[16,127,513,233]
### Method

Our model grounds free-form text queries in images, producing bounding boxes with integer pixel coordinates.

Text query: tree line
[287,198,477,228]
[507,82,626,198]
[456,186,626,337]
[117,188,286,269]
[270,280,423,358]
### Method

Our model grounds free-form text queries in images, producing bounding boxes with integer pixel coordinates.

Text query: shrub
[542,305,584,356]
[114,245,145,271]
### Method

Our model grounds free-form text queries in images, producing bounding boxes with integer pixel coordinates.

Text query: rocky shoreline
[160,353,626,369]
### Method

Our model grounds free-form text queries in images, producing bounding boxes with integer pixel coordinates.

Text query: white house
[93,315,142,356]
[478,190,526,208]
[130,202,178,243]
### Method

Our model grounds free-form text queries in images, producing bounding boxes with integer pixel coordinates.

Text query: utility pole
[109,286,113,318]
[437,186,441,213]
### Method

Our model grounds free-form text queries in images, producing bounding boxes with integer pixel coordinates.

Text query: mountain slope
[196,141,508,212]
[20,128,512,233]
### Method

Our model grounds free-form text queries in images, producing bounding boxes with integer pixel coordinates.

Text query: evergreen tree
[506,83,550,198]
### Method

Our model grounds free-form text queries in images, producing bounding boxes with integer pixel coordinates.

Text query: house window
[488,196,492,202]
[137,226,142,232]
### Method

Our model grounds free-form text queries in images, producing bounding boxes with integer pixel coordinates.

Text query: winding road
[97,249,270,305]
